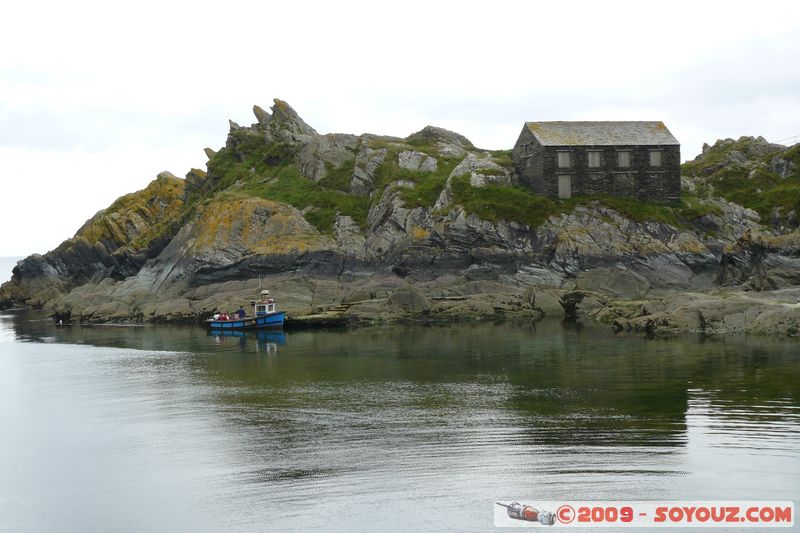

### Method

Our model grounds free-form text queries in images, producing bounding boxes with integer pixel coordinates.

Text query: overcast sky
[1,0,799,258]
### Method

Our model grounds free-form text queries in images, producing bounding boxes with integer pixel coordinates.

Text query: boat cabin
[253,289,276,316]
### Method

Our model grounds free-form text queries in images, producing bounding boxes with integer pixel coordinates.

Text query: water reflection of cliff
[5,311,799,454]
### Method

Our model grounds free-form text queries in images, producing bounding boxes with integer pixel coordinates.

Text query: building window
[649,150,663,167]
[557,151,571,169]
[617,150,631,168]
[587,150,602,168]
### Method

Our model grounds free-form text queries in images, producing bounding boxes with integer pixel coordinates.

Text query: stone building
[512,121,680,202]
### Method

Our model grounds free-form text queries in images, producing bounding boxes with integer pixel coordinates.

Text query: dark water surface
[1,311,798,531]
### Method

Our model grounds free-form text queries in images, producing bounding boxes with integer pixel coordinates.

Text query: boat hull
[205,311,285,330]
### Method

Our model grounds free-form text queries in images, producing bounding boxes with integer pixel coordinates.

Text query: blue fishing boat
[205,289,286,330]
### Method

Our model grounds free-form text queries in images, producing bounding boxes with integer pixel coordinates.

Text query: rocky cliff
[1,172,185,307]
[2,100,799,335]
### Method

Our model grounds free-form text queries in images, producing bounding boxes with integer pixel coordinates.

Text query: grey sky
[1,0,798,257]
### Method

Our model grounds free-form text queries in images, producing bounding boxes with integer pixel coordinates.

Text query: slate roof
[525,121,679,146]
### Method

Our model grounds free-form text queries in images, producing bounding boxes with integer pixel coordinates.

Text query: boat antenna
[258,274,262,289]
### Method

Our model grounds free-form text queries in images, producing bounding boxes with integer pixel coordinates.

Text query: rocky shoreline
[8,271,799,338]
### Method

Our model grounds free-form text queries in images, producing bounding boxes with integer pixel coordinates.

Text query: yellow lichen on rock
[191,197,334,256]
[670,232,710,254]
[409,226,430,240]
[76,173,186,254]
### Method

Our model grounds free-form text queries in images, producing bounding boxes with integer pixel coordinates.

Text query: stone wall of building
[513,139,680,203]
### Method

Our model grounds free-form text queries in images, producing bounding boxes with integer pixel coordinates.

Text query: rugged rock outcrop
[351,146,387,195]
[1,172,185,307]
[294,134,357,182]
[718,231,800,290]
[597,288,800,337]
[398,150,437,172]
[257,98,318,142]
[406,125,472,158]
[3,99,800,336]
[682,135,799,230]
[435,153,511,209]
[690,136,786,177]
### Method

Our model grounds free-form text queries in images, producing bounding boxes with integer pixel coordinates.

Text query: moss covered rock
[76,171,186,255]
[0,172,186,306]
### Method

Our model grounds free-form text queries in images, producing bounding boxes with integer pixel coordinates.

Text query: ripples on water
[0,311,798,531]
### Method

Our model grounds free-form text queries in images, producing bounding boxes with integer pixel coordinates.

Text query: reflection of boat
[208,329,286,345]
[205,289,285,330]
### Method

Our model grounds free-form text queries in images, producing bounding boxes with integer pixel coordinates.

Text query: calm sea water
[0,311,798,531]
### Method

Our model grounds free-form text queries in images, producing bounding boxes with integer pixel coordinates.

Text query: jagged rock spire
[247,98,318,142]
[252,105,270,127]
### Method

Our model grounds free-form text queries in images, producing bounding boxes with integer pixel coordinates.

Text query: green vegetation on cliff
[319,160,357,192]
[360,139,462,209]
[143,109,800,244]
[205,127,516,233]
[206,134,369,233]
[385,158,461,208]
[448,175,720,228]
[681,138,799,223]
[397,171,450,208]
[208,125,730,234]
[448,175,557,227]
